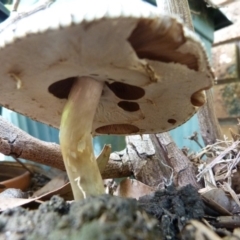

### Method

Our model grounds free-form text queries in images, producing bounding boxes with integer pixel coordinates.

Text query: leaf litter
[2,127,240,239]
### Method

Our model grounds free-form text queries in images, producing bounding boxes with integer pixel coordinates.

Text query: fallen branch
[0,116,132,179]
[0,116,64,169]
[1,116,201,186]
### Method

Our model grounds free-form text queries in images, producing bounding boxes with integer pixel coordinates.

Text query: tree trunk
[197,92,223,145]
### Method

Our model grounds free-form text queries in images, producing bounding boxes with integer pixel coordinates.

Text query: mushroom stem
[60,77,104,200]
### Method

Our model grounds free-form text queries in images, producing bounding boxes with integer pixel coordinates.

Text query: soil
[138,184,205,239]
[0,185,204,240]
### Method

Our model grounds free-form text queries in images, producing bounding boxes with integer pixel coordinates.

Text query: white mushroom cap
[0,0,213,135]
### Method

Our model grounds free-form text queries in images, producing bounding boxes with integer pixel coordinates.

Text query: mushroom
[0,0,213,200]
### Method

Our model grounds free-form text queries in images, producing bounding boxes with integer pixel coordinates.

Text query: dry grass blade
[196,141,240,180]
[203,167,217,187]
[224,151,240,179]
[196,129,240,215]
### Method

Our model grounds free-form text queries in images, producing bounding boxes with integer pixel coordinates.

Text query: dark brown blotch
[118,101,140,112]
[106,82,145,100]
[48,77,76,99]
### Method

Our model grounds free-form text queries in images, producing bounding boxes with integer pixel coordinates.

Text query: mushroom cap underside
[0,0,213,135]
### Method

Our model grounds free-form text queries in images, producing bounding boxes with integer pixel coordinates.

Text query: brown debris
[114,178,155,199]
[0,116,133,179]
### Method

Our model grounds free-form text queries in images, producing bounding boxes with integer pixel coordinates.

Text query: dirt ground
[0,185,204,240]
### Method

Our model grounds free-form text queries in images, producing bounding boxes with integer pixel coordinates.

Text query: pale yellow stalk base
[60,77,105,200]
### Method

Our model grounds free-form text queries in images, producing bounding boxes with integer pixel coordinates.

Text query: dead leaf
[33,172,68,197]
[0,179,73,212]
[200,187,240,215]
[222,182,240,209]
[114,178,155,199]
[201,195,232,216]
[37,182,72,200]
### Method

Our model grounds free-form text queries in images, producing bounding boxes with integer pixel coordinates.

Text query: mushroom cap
[0,0,213,135]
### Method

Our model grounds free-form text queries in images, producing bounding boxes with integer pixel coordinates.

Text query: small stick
[12,156,34,175]
[188,131,204,149]
[12,0,21,12]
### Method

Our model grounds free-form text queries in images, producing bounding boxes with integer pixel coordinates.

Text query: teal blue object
[2,108,60,143]
[94,136,126,155]
[170,1,216,152]
[0,2,9,22]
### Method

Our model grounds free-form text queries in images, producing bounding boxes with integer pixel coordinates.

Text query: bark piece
[125,134,201,189]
